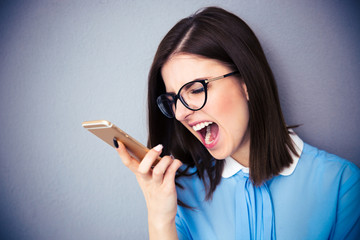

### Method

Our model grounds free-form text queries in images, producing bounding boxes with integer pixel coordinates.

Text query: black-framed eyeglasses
[157,70,239,118]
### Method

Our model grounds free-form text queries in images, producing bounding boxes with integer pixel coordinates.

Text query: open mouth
[192,121,219,147]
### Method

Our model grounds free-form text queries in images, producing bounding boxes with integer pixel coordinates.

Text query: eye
[191,86,205,94]
[186,82,205,95]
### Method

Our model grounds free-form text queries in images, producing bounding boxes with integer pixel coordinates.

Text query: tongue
[205,125,214,144]
[204,123,219,145]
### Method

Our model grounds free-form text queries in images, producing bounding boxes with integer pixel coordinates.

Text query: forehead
[161,53,231,92]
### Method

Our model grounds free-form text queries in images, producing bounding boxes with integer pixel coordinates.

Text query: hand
[115,140,182,228]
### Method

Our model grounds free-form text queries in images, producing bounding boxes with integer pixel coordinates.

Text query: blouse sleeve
[331,162,360,239]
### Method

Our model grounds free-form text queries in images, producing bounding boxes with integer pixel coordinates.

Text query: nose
[174,99,194,121]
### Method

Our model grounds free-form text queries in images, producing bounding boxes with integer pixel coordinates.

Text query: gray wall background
[0,0,359,239]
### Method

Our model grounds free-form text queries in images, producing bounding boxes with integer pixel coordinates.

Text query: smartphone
[82,120,159,163]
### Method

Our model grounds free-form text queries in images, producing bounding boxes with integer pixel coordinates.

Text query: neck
[231,151,249,167]
[230,131,250,167]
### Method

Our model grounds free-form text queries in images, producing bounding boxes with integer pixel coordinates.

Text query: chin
[207,149,229,160]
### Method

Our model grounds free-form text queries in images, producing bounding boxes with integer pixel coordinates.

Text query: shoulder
[289,142,360,201]
[271,142,360,195]
[299,143,360,179]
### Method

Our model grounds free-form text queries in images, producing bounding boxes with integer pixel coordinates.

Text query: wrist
[148,214,176,230]
[148,217,178,240]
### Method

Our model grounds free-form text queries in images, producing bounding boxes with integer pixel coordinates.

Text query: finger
[116,140,139,172]
[137,144,163,176]
[152,156,173,185]
[162,159,183,187]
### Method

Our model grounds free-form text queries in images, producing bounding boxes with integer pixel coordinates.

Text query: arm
[116,141,181,240]
[331,163,360,239]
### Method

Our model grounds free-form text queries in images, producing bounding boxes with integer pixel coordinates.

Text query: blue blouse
[175,134,360,239]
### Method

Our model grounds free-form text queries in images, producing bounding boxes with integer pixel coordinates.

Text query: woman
[115,7,360,240]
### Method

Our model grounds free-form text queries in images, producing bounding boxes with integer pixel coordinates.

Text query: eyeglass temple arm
[205,71,239,83]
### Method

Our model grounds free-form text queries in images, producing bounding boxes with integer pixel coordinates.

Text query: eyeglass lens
[180,81,205,110]
[157,95,175,118]
[158,81,206,118]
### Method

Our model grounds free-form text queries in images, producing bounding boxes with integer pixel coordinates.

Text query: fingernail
[113,137,119,148]
[170,154,175,160]
[153,144,163,152]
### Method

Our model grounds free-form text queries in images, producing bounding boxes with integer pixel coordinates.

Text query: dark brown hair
[147,7,298,200]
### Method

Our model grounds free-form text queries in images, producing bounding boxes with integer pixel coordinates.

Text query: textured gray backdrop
[0,0,359,239]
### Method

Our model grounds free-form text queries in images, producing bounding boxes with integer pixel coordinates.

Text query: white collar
[222,132,304,178]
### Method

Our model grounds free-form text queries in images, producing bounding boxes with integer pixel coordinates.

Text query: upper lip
[188,120,213,127]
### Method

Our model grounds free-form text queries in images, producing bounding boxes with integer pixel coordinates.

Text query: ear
[241,82,249,101]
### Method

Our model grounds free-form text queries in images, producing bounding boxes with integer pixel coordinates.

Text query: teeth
[192,121,213,131]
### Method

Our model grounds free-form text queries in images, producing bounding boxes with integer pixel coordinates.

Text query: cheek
[210,86,248,118]
[209,88,250,143]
